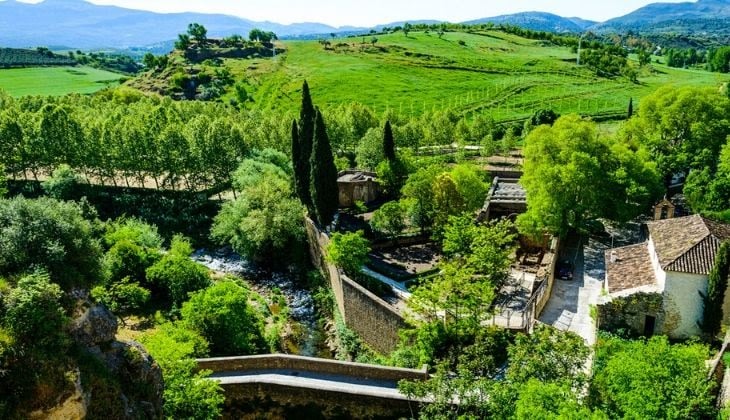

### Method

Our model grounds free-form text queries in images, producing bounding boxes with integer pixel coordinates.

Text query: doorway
[643,315,656,337]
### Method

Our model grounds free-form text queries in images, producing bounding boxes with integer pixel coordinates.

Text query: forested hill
[464,12,595,33]
[595,0,730,40]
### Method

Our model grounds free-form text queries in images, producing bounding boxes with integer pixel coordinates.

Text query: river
[192,248,331,358]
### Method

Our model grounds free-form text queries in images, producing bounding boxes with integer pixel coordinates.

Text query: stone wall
[597,292,664,337]
[305,218,406,354]
[341,275,407,353]
[197,354,428,382]
[218,381,422,419]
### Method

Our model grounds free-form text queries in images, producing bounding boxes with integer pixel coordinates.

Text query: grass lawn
[225,30,728,122]
[0,66,121,96]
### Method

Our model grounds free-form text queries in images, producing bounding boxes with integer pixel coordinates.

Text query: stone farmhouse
[601,214,730,338]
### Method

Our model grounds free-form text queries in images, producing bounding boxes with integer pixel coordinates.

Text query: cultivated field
[0,66,121,96]
[233,30,727,121]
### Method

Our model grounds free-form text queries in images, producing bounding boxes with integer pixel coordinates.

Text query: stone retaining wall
[305,218,406,354]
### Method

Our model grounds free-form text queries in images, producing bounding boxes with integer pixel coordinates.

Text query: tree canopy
[518,114,662,237]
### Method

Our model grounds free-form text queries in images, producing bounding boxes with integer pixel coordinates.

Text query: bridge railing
[196,354,429,382]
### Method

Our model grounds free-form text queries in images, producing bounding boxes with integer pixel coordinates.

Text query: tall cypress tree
[702,241,730,339]
[627,97,634,119]
[383,120,396,162]
[310,109,339,227]
[295,81,315,210]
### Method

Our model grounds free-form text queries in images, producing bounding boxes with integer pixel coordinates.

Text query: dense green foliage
[145,236,211,307]
[518,114,662,237]
[590,335,715,419]
[140,323,224,420]
[0,196,103,289]
[0,91,281,191]
[326,231,371,277]
[181,280,267,356]
[211,153,305,263]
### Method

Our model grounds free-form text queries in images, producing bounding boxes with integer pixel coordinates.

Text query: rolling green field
[229,30,728,121]
[0,66,121,96]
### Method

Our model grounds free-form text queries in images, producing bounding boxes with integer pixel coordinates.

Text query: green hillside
[221,30,726,121]
[0,66,121,96]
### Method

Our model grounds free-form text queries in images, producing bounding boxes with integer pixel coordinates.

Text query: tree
[514,380,606,419]
[591,336,716,419]
[701,241,730,338]
[409,260,493,341]
[326,231,370,276]
[627,97,634,118]
[2,272,67,353]
[507,324,589,389]
[175,33,191,50]
[518,115,661,237]
[140,323,223,420]
[91,278,151,323]
[294,81,315,211]
[637,49,651,67]
[624,86,730,183]
[383,120,396,162]
[181,280,267,356]
[403,22,412,37]
[0,163,6,198]
[309,109,339,227]
[145,236,210,307]
[41,164,83,200]
[211,157,304,264]
[187,23,208,44]
[0,196,103,289]
[370,201,406,238]
[402,164,443,233]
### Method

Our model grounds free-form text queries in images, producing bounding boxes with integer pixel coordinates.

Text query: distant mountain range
[0,0,362,49]
[595,0,730,37]
[464,12,596,33]
[0,0,728,50]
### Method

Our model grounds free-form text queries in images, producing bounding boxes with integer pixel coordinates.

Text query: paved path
[538,235,604,345]
[209,368,411,400]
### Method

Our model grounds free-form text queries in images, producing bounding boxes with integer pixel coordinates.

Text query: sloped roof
[605,243,657,294]
[647,214,730,275]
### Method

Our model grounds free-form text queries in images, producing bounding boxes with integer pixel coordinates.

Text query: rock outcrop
[65,301,164,419]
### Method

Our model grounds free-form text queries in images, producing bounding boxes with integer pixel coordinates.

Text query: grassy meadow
[0,66,121,96]
[229,30,727,121]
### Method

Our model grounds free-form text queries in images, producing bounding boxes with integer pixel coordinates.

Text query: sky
[16,0,695,27]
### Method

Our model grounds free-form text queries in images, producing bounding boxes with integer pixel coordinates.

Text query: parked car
[556,259,574,280]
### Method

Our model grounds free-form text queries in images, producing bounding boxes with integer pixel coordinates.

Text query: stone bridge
[197,354,428,418]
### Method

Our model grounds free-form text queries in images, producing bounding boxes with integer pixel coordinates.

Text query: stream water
[192,249,331,358]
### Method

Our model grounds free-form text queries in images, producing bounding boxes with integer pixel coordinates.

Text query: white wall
[647,237,666,292]
[663,271,708,338]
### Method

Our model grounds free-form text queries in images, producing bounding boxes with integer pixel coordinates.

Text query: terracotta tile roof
[605,243,657,294]
[647,215,730,275]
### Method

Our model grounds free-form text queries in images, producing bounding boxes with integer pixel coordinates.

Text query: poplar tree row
[291,81,338,227]
[0,90,291,191]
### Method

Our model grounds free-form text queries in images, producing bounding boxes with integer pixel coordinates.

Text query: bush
[146,236,210,307]
[370,201,406,238]
[92,278,151,321]
[326,231,371,276]
[0,196,103,289]
[41,164,84,200]
[181,281,267,356]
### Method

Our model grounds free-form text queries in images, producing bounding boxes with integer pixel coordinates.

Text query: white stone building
[602,215,730,338]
